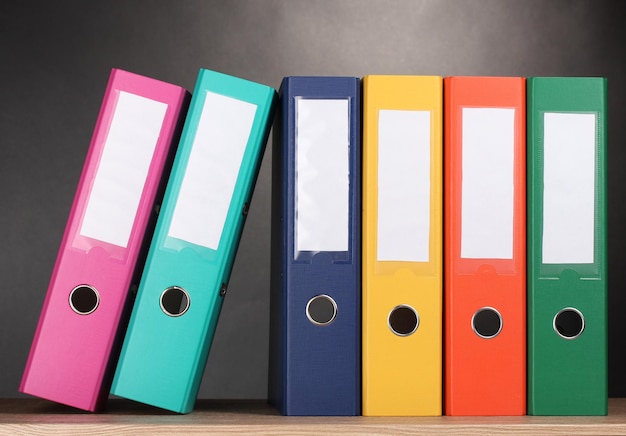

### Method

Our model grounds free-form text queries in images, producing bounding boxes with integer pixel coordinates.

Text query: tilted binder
[362,75,443,416]
[444,76,526,416]
[20,68,189,411]
[111,69,277,413]
[268,76,361,416]
[527,77,608,415]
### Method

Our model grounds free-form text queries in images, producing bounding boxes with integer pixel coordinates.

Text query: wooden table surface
[2,398,626,435]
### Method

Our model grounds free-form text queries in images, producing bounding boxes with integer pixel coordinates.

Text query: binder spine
[269,76,361,416]
[112,69,277,413]
[20,68,189,411]
[527,77,607,416]
[362,75,442,416]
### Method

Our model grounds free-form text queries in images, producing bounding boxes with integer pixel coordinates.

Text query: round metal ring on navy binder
[305,294,337,326]
[388,305,419,337]
[553,307,585,340]
[160,286,191,317]
[471,307,503,339]
[69,285,100,315]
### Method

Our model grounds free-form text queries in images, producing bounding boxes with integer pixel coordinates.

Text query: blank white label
[295,98,349,253]
[168,91,257,250]
[542,112,596,264]
[377,110,431,262]
[80,91,167,248]
[461,108,515,259]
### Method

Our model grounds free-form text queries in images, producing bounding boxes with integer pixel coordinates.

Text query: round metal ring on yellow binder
[160,286,191,317]
[305,294,337,326]
[69,285,100,315]
[471,307,503,339]
[553,307,585,340]
[387,305,419,337]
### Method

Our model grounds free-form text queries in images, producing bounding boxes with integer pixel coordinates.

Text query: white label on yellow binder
[542,112,596,264]
[377,109,431,262]
[80,91,167,248]
[461,107,515,259]
[169,91,257,250]
[295,98,349,254]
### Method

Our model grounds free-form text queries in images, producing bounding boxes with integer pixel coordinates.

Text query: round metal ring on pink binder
[69,285,100,315]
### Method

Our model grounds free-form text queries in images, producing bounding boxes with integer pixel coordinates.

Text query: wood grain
[1,398,626,435]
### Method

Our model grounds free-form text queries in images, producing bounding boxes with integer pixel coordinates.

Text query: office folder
[111,69,276,414]
[20,68,189,411]
[362,75,442,416]
[268,77,361,416]
[443,76,526,416]
[527,77,607,416]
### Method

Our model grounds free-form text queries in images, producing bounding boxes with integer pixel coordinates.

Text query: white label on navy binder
[377,110,431,262]
[542,112,596,264]
[461,108,515,259]
[168,91,257,250]
[80,91,167,248]
[295,98,349,253]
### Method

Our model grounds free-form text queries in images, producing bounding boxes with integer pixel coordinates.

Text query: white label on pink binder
[80,91,167,248]
[542,112,596,264]
[461,107,515,259]
[168,91,257,250]
[295,98,350,253]
[377,109,431,263]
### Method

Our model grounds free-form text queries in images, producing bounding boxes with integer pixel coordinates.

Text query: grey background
[1,0,625,400]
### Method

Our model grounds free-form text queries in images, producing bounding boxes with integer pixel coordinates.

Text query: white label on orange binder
[377,109,431,262]
[168,91,257,250]
[461,107,515,259]
[542,112,596,264]
[295,98,349,254]
[80,91,167,248]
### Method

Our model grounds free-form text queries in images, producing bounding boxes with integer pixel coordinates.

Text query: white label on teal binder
[461,107,515,259]
[542,112,596,264]
[377,109,431,262]
[168,91,257,250]
[80,91,167,248]
[295,98,349,254]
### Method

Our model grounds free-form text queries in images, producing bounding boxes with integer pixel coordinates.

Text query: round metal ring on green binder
[553,307,585,340]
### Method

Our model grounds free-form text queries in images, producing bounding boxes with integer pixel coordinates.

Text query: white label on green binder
[461,107,515,259]
[168,91,257,250]
[377,109,431,262]
[542,112,596,264]
[80,91,167,248]
[295,98,350,253]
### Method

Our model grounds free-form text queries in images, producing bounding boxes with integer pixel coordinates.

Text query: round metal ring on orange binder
[471,307,503,339]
